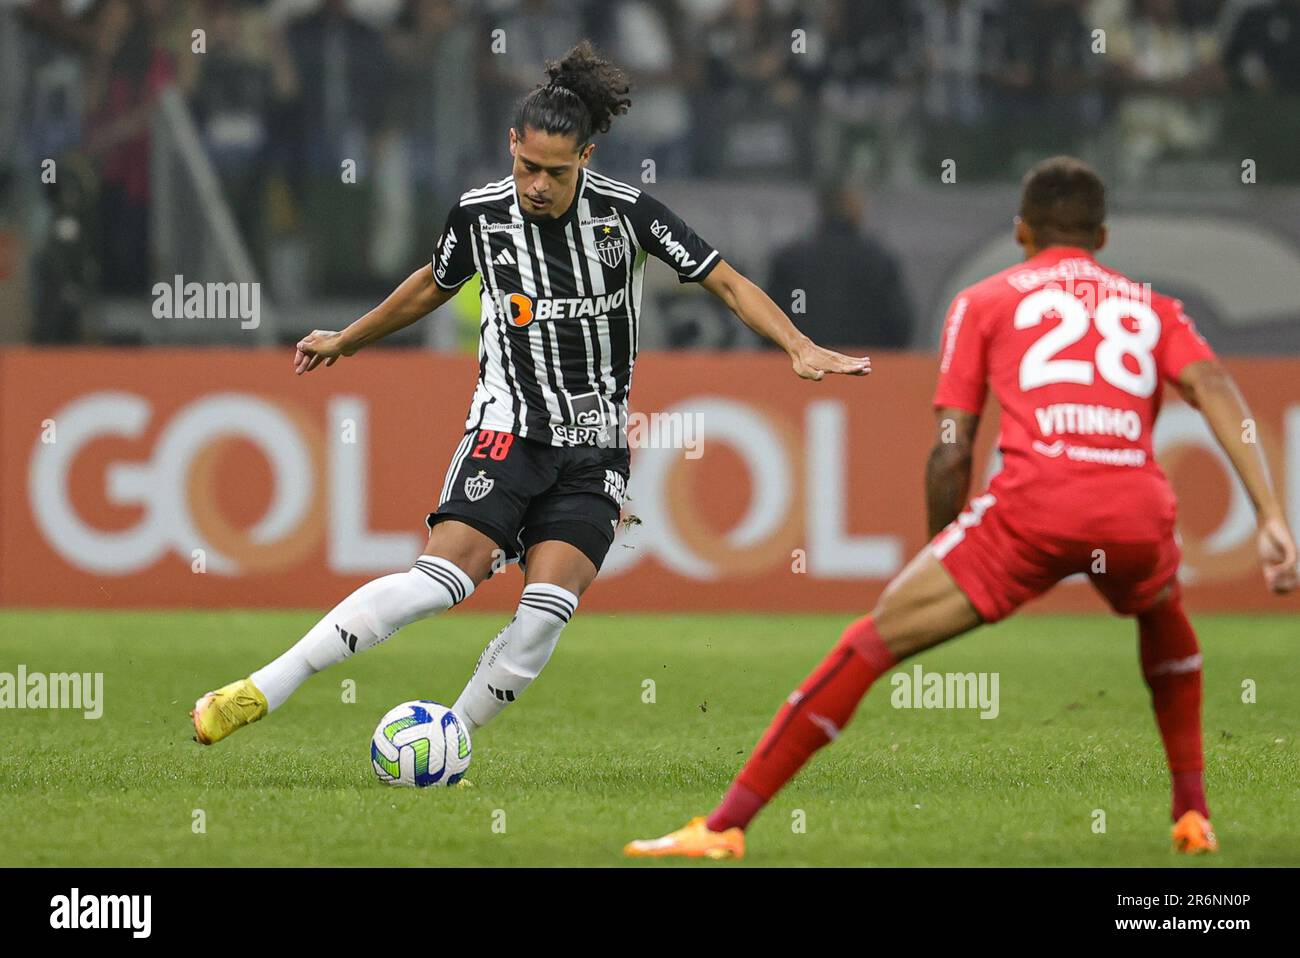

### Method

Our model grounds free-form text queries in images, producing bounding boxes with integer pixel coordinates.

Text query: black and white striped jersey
[430,167,719,446]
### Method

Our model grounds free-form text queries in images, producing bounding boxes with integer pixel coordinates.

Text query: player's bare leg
[419,519,509,584]
[519,539,601,595]
[1133,582,1217,853]
[870,545,983,659]
[451,539,598,733]
[191,520,495,745]
[625,547,979,859]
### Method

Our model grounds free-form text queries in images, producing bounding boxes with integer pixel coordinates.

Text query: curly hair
[515,40,632,147]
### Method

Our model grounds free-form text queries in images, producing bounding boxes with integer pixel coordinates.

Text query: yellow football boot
[623,817,745,860]
[191,678,268,745]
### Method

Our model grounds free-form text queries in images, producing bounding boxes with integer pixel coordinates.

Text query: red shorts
[931,493,1180,622]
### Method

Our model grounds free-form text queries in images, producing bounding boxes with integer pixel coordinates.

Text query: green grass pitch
[0,610,1296,867]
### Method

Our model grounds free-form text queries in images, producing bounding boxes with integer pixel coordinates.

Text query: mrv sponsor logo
[434,225,459,279]
[152,275,259,330]
[890,664,1000,719]
[0,665,103,719]
[50,889,151,938]
[649,218,697,271]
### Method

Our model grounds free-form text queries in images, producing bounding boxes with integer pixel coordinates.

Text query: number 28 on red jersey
[932,246,1216,537]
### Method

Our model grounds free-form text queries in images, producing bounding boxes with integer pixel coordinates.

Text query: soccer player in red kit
[626,156,1298,860]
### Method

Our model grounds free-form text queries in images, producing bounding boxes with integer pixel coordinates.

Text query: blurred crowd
[4,0,1300,342]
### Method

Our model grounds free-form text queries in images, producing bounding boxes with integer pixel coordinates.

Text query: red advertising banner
[1,349,1295,613]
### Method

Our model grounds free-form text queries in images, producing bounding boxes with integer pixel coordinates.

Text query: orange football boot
[623,817,745,860]
[1171,810,1219,854]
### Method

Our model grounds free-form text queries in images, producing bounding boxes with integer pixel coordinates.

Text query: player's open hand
[294,330,352,375]
[790,340,871,381]
[1257,516,1298,594]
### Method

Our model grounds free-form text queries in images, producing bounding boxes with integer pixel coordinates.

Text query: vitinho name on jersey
[1034,403,1143,441]
[501,288,627,326]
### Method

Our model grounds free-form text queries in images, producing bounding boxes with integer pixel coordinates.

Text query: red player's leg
[625,498,1061,857]
[1092,534,1208,825]
[1137,583,1208,821]
[708,547,982,832]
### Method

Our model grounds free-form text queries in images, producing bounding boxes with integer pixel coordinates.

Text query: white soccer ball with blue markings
[370,700,471,787]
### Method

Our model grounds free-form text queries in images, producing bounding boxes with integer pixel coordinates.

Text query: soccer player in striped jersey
[191,41,870,748]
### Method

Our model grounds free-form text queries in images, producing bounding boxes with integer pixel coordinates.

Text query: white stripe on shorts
[439,432,476,506]
[931,493,997,560]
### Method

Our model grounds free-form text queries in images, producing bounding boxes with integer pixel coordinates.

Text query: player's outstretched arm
[294,264,458,375]
[925,407,980,537]
[699,260,871,380]
[1178,359,1298,594]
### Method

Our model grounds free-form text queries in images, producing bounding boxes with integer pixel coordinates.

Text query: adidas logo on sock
[335,624,358,653]
[494,248,515,266]
[487,684,516,702]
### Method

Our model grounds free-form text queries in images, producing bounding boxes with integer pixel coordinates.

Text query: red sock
[1138,586,1208,821]
[707,616,896,832]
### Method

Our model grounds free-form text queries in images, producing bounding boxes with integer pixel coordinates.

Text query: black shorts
[426,429,629,571]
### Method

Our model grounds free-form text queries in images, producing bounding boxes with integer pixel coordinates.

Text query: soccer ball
[370,700,471,787]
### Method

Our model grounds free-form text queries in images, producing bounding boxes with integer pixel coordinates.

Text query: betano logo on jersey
[500,288,627,327]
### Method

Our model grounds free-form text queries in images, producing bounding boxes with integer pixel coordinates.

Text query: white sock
[251,556,474,711]
[452,583,578,733]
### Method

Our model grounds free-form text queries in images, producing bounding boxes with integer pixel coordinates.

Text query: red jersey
[933,246,1216,541]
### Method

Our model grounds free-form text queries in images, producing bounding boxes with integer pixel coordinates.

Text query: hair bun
[541,40,631,137]
[515,40,631,145]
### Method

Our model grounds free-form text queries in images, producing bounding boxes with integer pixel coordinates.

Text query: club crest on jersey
[464,469,494,502]
[595,228,626,269]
